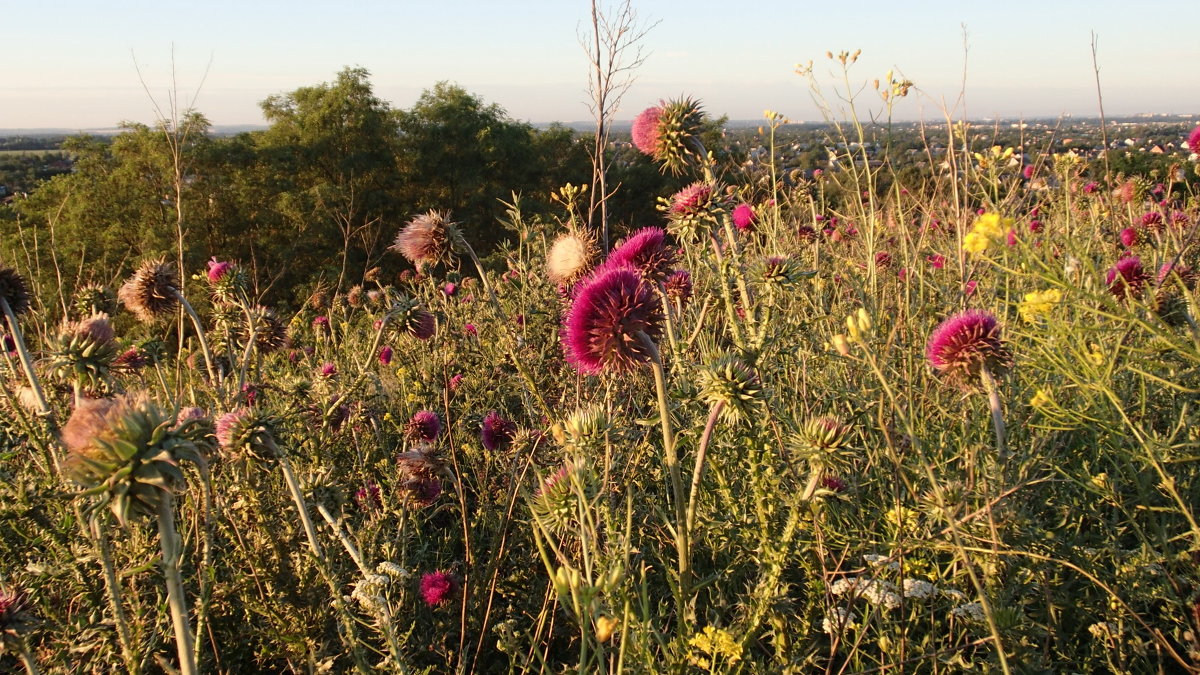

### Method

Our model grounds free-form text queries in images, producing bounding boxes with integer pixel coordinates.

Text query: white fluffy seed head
[546,233,594,285]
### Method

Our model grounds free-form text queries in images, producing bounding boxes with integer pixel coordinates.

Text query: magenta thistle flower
[464,323,477,336]
[1140,212,1165,232]
[664,269,693,306]
[1083,181,1099,194]
[820,475,848,492]
[215,408,254,449]
[313,315,329,330]
[319,362,337,378]
[925,309,1012,386]
[964,280,978,297]
[1022,164,1035,180]
[406,309,436,341]
[562,267,664,375]
[928,254,946,270]
[378,345,393,365]
[1106,256,1149,300]
[1119,227,1140,248]
[1188,125,1200,153]
[420,570,458,607]
[731,203,757,231]
[671,182,712,215]
[354,482,382,511]
[602,227,676,283]
[392,210,454,271]
[1158,262,1197,288]
[206,257,233,284]
[874,251,892,269]
[481,410,516,451]
[448,373,463,391]
[406,410,441,444]
[631,105,664,156]
[113,346,149,371]
[1029,219,1043,233]
[442,282,457,296]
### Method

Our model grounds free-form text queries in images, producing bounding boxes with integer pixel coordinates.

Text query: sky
[4,0,1199,130]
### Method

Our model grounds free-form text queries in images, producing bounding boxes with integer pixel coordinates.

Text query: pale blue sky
[4,0,1198,129]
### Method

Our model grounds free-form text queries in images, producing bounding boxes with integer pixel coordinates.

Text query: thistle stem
[639,332,690,625]
[16,637,42,675]
[0,296,53,423]
[91,518,141,674]
[171,290,218,385]
[156,494,197,675]
[979,364,1007,458]
[686,401,723,536]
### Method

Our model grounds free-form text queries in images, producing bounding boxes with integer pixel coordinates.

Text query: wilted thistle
[1153,262,1197,325]
[696,354,762,424]
[0,586,36,664]
[925,310,1012,388]
[0,264,31,318]
[242,305,289,355]
[602,227,677,284]
[631,97,706,175]
[396,449,444,507]
[118,259,181,322]
[546,231,597,286]
[73,283,117,317]
[46,313,119,393]
[562,267,664,375]
[391,210,460,272]
[760,255,810,289]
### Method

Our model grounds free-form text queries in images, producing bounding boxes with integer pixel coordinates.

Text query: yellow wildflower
[688,626,743,670]
[964,213,1014,255]
[1030,389,1053,408]
[963,231,991,254]
[1018,289,1063,323]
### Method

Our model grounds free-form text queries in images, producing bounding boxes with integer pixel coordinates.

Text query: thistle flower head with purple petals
[392,210,454,272]
[602,227,676,284]
[925,310,1012,386]
[406,410,441,444]
[1188,125,1200,154]
[420,570,457,607]
[562,267,664,375]
[481,410,516,451]
[732,203,757,231]
[1106,256,1149,300]
[631,105,664,156]
[207,258,234,284]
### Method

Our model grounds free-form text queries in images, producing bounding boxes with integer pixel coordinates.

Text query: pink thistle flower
[464,323,477,336]
[670,182,712,215]
[1083,181,1099,194]
[406,410,441,444]
[562,267,663,375]
[820,475,848,492]
[925,309,1012,385]
[1022,165,1035,180]
[664,269,693,306]
[1158,262,1197,288]
[897,267,908,281]
[1029,220,1043,234]
[319,362,337,378]
[1188,125,1200,153]
[1171,212,1191,229]
[420,570,458,607]
[111,346,147,370]
[874,251,892,269]
[964,280,978,297]
[1119,227,1140,248]
[1006,229,1018,247]
[927,254,946,269]
[1106,256,1149,300]
[731,203,757,231]
[378,345,393,365]
[313,316,329,330]
[406,310,436,341]
[602,227,676,283]
[797,225,816,240]
[1141,212,1165,232]
[206,257,233,284]
[215,408,254,449]
[354,482,382,511]
[631,105,664,156]
[442,282,457,296]
[391,210,453,272]
[481,410,516,452]
[448,373,463,391]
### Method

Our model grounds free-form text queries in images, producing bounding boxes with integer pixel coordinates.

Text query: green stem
[0,296,53,424]
[639,332,690,627]
[686,401,723,536]
[979,364,1007,458]
[156,495,197,675]
[16,636,42,675]
[91,516,141,674]
[171,290,217,385]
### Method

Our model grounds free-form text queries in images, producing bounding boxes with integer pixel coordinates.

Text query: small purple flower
[379,345,393,365]
[1141,212,1165,232]
[313,316,329,331]
[664,269,693,306]
[215,408,254,449]
[874,251,892,269]
[420,571,458,607]
[481,410,516,452]
[406,410,442,444]
[1029,219,1043,234]
[927,254,946,270]
[464,323,477,336]
[319,362,337,378]
[1119,227,1140,248]
[731,203,756,231]
[1083,181,1099,194]
[964,280,978,297]
[820,475,848,492]
[448,373,463,391]
[354,482,382,511]
[442,282,458,296]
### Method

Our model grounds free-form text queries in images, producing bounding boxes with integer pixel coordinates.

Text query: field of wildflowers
[3,52,1200,674]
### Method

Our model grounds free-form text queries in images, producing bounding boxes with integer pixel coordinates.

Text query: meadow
[2,52,1200,675]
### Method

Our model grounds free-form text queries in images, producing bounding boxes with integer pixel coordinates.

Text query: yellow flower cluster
[964,213,1014,254]
[973,145,1015,170]
[1018,289,1063,323]
[687,626,743,670]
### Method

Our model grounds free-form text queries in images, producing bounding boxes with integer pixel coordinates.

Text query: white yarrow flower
[822,607,858,634]
[902,578,937,599]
